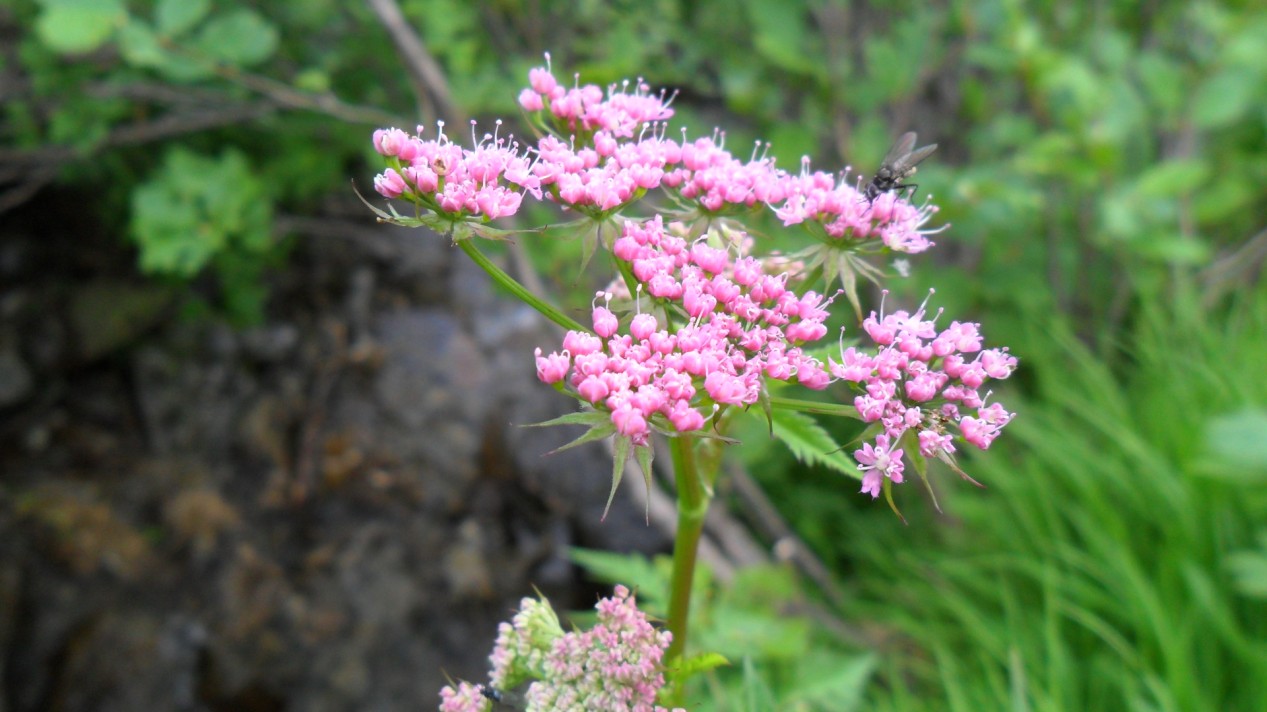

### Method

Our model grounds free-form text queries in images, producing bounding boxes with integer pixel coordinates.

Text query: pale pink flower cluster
[535,216,832,444]
[371,122,541,220]
[438,587,682,712]
[829,299,1018,497]
[524,585,682,712]
[438,682,486,712]
[776,167,943,252]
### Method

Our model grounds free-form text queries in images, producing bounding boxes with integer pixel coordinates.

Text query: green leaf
[672,651,730,678]
[605,436,632,520]
[117,19,166,68]
[524,411,616,456]
[129,148,272,278]
[34,0,126,54]
[569,548,670,612]
[1227,533,1267,599]
[767,409,860,479]
[634,440,654,523]
[784,652,875,709]
[193,9,278,67]
[156,0,210,37]
[1134,159,1210,198]
[1198,408,1267,479]
[1190,69,1259,128]
[745,0,817,76]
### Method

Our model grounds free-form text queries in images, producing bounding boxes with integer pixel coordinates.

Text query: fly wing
[885,133,938,177]
[892,142,938,174]
[881,131,918,168]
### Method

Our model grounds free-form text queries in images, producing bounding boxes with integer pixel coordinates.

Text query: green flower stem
[456,238,587,333]
[665,433,709,672]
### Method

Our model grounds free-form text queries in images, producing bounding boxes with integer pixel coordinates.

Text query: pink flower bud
[518,88,544,111]
[373,168,407,198]
[534,348,570,384]
[630,313,658,341]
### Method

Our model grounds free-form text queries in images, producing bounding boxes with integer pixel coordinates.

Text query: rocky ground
[0,190,672,711]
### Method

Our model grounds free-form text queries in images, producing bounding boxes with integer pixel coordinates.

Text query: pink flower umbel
[370,120,539,225]
[439,587,685,712]
[775,163,943,252]
[829,292,1018,498]
[534,217,833,446]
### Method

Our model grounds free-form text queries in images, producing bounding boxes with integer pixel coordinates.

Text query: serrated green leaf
[156,0,209,37]
[768,409,860,479]
[568,549,670,612]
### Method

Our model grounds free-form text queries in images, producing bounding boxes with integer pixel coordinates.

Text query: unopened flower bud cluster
[438,586,684,712]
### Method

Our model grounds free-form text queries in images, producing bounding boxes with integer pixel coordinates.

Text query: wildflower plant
[365,55,1017,709]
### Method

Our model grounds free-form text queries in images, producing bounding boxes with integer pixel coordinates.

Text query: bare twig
[364,0,465,125]
[1199,228,1267,307]
[291,320,349,503]
[724,461,849,610]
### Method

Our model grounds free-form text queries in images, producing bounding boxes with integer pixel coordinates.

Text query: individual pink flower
[856,433,905,498]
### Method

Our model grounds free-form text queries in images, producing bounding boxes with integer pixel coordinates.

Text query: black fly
[864,131,938,204]
[480,685,525,710]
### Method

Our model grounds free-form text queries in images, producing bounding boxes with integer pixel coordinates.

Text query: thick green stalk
[456,238,587,333]
[665,434,710,668]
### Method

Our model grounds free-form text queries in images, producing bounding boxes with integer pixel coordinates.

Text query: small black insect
[480,685,525,709]
[864,131,938,203]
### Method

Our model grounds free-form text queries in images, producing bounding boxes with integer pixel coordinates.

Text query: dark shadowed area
[0,189,670,711]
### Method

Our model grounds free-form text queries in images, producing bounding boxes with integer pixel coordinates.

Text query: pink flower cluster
[372,122,541,220]
[776,167,943,252]
[517,55,675,140]
[372,61,943,250]
[662,135,789,213]
[535,217,832,444]
[829,299,1018,498]
[438,587,683,712]
[528,132,679,216]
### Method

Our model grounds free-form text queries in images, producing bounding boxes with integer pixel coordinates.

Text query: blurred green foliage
[7,0,1267,708]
